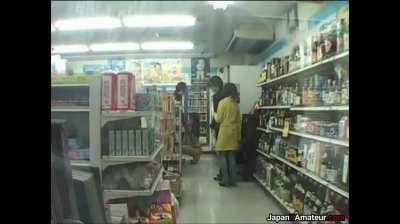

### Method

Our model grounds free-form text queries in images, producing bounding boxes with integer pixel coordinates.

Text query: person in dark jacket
[174,82,201,163]
[207,76,224,180]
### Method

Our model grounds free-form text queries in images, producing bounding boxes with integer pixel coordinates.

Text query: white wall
[229,65,260,114]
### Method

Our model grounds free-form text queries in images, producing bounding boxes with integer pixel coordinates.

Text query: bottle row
[105,128,156,157]
[257,7,349,84]
[258,132,349,191]
[259,64,349,107]
[255,156,348,222]
[260,110,349,141]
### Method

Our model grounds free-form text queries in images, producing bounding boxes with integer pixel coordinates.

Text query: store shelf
[51,83,90,87]
[70,160,91,166]
[102,144,163,169]
[258,105,291,109]
[256,127,272,133]
[256,149,272,159]
[290,105,349,111]
[103,168,164,202]
[51,106,91,112]
[270,153,349,198]
[269,127,349,147]
[256,51,349,87]
[253,174,295,213]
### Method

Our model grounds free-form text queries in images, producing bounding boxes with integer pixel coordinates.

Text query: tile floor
[177,153,286,224]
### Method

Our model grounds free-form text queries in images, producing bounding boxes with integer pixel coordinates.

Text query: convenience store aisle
[177,153,285,224]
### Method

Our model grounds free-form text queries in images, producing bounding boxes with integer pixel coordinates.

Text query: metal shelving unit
[269,127,349,147]
[51,77,102,167]
[256,51,349,87]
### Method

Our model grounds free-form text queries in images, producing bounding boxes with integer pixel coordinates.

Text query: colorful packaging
[102,73,116,111]
[116,72,136,110]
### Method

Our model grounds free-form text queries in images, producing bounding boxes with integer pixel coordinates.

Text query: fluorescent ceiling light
[207,1,233,10]
[89,42,140,52]
[52,45,89,54]
[123,15,196,27]
[141,41,194,50]
[51,25,56,32]
[54,17,121,31]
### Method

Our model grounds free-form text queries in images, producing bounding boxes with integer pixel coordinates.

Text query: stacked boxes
[101,72,136,111]
[107,128,155,156]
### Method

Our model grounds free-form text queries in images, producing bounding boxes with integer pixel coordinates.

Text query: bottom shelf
[253,174,295,213]
[104,168,164,202]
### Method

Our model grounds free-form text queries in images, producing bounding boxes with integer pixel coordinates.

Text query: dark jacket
[210,89,223,138]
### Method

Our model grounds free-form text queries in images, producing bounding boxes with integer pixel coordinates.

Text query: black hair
[174,82,187,101]
[221,83,239,103]
[208,76,223,90]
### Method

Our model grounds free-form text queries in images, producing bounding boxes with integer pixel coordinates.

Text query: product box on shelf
[128,130,135,156]
[135,129,142,156]
[102,73,117,111]
[116,72,136,111]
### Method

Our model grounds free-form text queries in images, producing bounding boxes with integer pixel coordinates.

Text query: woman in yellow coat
[214,83,241,187]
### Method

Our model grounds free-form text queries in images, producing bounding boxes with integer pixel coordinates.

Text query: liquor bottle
[294,83,301,106]
[325,21,337,58]
[328,79,337,105]
[302,78,309,106]
[336,18,345,54]
[308,78,315,106]
[341,74,349,105]
[342,150,349,186]
[313,74,322,106]
[319,148,328,179]
[312,35,318,64]
[317,32,324,62]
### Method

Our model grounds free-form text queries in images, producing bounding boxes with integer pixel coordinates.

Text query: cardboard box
[135,129,142,156]
[109,130,115,156]
[116,72,135,110]
[128,130,135,156]
[142,129,149,156]
[102,73,116,111]
[115,130,122,156]
[122,130,128,156]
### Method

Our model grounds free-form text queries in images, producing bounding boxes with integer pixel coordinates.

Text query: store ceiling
[51,1,296,56]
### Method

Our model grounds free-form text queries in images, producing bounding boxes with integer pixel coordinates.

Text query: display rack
[163,103,183,175]
[255,14,349,217]
[51,77,102,167]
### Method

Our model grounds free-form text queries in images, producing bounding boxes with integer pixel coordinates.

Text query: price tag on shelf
[282,121,290,138]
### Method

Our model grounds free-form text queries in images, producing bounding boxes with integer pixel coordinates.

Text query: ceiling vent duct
[225,23,274,54]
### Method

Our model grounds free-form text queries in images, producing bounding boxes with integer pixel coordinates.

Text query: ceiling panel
[51,1,296,55]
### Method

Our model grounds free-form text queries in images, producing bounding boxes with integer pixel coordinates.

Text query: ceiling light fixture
[54,17,121,31]
[89,42,140,52]
[141,41,194,50]
[123,15,196,27]
[51,25,56,32]
[51,45,89,54]
[207,1,233,10]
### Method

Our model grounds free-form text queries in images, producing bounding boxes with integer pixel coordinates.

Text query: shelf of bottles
[255,5,349,222]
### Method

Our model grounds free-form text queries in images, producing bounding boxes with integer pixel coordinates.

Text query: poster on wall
[191,57,210,83]
[142,59,191,85]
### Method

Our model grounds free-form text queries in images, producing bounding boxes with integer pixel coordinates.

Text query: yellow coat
[214,96,241,151]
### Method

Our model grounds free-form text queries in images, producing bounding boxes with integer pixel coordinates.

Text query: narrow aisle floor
[177,153,285,224]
